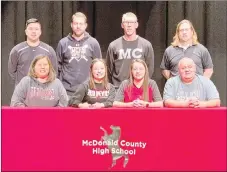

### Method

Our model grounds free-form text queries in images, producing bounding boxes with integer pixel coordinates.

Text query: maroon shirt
[124,84,153,102]
[114,79,162,102]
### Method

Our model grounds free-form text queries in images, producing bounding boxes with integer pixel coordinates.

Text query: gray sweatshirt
[69,80,116,108]
[8,41,58,86]
[10,76,69,107]
[56,32,102,95]
[106,36,154,88]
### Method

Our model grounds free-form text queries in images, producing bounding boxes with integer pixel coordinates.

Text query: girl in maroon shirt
[113,59,163,108]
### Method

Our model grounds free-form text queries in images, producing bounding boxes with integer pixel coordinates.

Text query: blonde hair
[128,59,149,101]
[72,12,87,23]
[89,59,109,90]
[122,12,138,23]
[28,55,56,82]
[171,19,199,46]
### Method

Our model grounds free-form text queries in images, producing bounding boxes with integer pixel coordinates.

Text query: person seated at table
[163,57,220,108]
[10,55,68,107]
[113,59,163,108]
[69,59,116,108]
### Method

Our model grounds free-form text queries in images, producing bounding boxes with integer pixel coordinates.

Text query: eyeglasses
[123,21,137,25]
[72,22,86,26]
[179,28,191,32]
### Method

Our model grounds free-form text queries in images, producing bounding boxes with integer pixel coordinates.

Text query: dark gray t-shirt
[8,41,58,86]
[163,75,220,101]
[10,76,68,107]
[69,80,116,107]
[106,36,154,88]
[160,44,213,76]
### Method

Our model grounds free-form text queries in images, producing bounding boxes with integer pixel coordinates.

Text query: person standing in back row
[106,12,155,89]
[160,19,213,79]
[8,18,58,86]
[56,12,102,98]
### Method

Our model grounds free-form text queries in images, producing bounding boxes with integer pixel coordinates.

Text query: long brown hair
[28,55,56,82]
[171,19,199,46]
[89,59,109,90]
[128,59,149,101]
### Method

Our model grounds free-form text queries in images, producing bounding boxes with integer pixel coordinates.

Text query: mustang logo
[100,125,129,168]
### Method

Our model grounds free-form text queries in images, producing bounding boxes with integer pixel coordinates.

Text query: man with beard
[163,57,220,108]
[8,18,57,86]
[56,12,102,97]
[106,12,154,89]
[160,19,213,79]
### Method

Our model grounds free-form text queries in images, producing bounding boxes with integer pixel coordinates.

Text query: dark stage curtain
[1,1,227,105]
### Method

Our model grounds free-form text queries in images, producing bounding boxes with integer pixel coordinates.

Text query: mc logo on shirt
[118,48,143,59]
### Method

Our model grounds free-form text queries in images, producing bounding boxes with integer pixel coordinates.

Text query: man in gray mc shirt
[106,12,154,89]
[56,12,102,96]
[8,18,58,86]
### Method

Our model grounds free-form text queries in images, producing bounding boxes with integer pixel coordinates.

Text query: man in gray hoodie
[56,12,102,97]
[8,18,58,86]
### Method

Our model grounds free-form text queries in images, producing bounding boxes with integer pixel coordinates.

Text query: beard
[72,30,85,38]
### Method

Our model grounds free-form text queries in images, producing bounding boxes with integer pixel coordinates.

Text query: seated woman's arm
[113,81,134,107]
[113,101,134,107]
[68,84,87,108]
[57,79,69,107]
[102,83,116,108]
[10,77,29,107]
[149,80,163,107]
